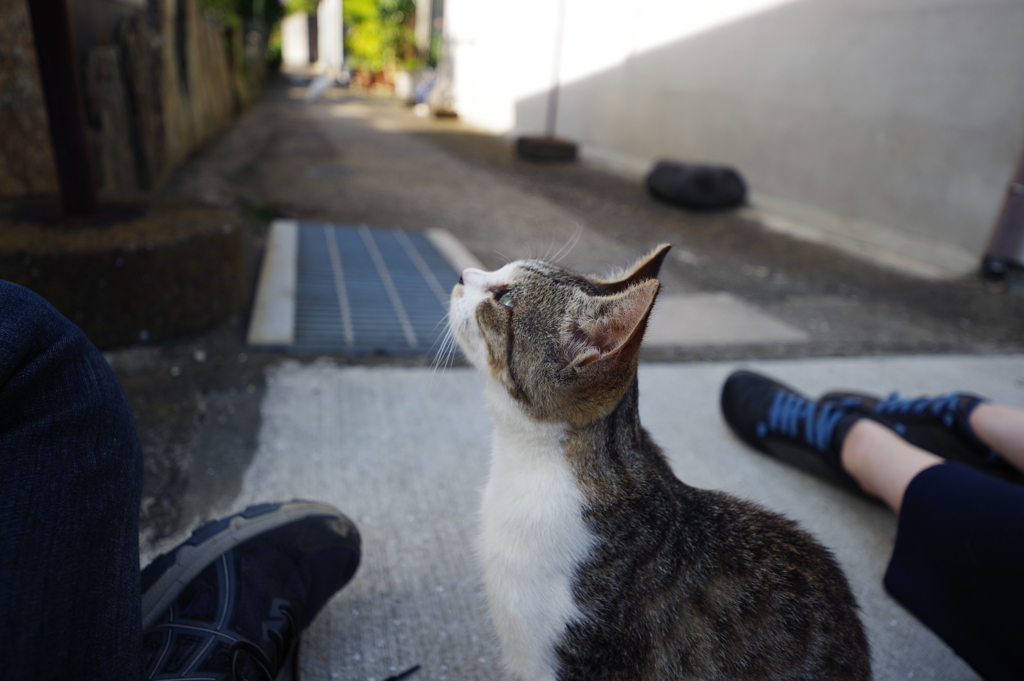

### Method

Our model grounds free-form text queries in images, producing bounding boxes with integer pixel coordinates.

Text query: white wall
[281,12,310,68]
[318,0,343,72]
[415,0,432,54]
[446,0,1024,259]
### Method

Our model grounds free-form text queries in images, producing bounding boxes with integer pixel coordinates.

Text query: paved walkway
[160,79,1024,362]
[220,354,1024,681]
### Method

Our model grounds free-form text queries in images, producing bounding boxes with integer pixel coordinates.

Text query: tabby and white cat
[448,245,870,681]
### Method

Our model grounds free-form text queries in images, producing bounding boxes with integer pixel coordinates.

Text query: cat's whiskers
[540,232,558,262]
[440,330,461,372]
[431,313,464,374]
[429,335,449,373]
[431,326,454,373]
[549,223,583,265]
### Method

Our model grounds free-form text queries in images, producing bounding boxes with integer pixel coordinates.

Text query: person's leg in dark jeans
[0,282,362,680]
[721,370,1024,681]
[0,281,143,679]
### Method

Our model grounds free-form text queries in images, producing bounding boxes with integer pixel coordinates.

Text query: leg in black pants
[0,281,143,679]
[887,462,1024,681]
[0,281,362,680]
[722,370,1024,681]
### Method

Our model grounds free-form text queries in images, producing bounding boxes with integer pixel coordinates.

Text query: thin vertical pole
[544,0,567,138]
[26,0,99,217]
[982,145,1024,278]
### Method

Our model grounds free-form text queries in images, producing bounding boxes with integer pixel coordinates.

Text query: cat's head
[449,245,671,425]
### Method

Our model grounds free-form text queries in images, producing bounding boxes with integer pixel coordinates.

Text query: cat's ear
[597,244,672,293]
[566,279,660,369]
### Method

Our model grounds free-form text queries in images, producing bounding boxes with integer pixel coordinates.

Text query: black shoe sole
[141,500,353,630]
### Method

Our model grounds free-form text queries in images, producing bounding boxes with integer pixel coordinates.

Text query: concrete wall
[282,3,343,73]
[318,0,344,72]
[445,0,1024,260]
[282,12,311,68]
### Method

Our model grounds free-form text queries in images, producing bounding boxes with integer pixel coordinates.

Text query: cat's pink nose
[461,268,487,287]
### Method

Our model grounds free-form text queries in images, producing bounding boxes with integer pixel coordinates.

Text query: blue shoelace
[869,391,999,462]
[756,390,848,453]
[870,391,963,428]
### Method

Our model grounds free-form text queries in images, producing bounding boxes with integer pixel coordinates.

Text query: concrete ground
[225,356,1024,681]
[114,73,1024,679]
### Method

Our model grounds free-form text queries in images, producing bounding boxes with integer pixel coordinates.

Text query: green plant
[198,0,243,27]
[198,0,287,34]
[343,0,416,76]
[282,0,319,15]
[266,26,283,71]
[196,0,286,69]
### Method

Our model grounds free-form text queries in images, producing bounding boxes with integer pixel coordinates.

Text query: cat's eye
[496,290,515,309]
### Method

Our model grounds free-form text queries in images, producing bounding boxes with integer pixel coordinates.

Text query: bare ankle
[839,419,881,481]
[840,419,943,513]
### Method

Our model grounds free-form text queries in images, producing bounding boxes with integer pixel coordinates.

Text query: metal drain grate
[293,224,460,353]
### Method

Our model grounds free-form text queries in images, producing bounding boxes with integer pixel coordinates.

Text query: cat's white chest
[480,411,594,681]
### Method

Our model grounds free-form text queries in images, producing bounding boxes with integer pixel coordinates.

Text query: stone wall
[0,0,58,197]
[0,0,264,201]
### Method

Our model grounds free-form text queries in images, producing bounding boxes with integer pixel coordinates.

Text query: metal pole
[26,0,100,217]
[982,144,1024,279]
[544,0,567,138]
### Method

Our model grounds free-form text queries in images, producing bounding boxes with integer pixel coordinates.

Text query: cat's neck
[486,374,651,460]
[582,376,646,447]
[486,380,570,450]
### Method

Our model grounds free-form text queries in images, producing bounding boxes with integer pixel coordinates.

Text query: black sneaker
[141,501,361,680]
[721,370,865,496]
[821,390,1023,484]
